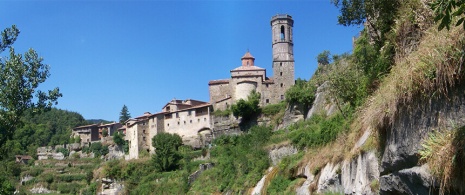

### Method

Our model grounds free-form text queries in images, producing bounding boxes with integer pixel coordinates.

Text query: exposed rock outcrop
[379,86,465,194]
[307,81,337,119]
[268,144,298,166]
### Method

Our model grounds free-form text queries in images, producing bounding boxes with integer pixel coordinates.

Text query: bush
[212,109,232,117]
[102,129,108,137]
[152,133,183,172]
[190,125,272,193]
[285,78,316,112]
[113,131,125,146]
[90,142,109,157]
[262,101,286,116]
[56,147,69,158]
[231,90,260,120]
[289,113,349,149]
[267,174,292,194]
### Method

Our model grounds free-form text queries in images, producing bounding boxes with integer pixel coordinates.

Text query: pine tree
[119,105,131,124]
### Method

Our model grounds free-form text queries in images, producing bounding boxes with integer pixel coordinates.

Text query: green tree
[0,25,62,159]
[113,131,125,146]
[285,78,316,116]
[119,105,131,124]
[152,133,183,172]
[317,50,331,65]
[331,0,399,45]
[431,0,465,30]
[230,90,260,120]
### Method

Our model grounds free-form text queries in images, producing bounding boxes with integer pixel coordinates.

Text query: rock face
[295,151,379,195]
[379,87,465,194]
[211,115,242,138]
[307,81,337,119]
[251,167,275,195]
[30,185,52,194]
[276,104,304,130]
[317,162,342,193]
[268,145,298,166]
[341,151,379,195]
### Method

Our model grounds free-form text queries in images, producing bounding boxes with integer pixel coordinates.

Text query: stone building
[98,122,122,139]
[208,14,295,110]
[126,99,213,159]
[71,124,100,144]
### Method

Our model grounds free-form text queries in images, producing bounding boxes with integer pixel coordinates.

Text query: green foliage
[231,90,261,120]
[317,50,332,65]
[289,113,349,149]
[89,142,109,157]
[119,104,131,124]
[102,129,108,137]
[262,101,287,116]
[56,147,69,158]
[152,133,183,172]
[267,174,292,194]
[113,131,125,146]
[431,0,465,30]
[190,125,271,193]
[212,108,232,117]
[0,25,62,159]
[285,78,316,113]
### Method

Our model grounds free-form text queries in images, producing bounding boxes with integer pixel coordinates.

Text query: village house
[71,124,100,144]
[126,99,213,159]
[98,122,122,138]
[71,122,122,145]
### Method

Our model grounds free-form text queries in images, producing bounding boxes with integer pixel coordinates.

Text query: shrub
[56,147,69,158]
[102,129,108,137]
[262,101,286,116]
[152,133,183,172]
[113,131,125,146]
[289,113,349,149]
[267,174,292,194]
[212,108,232,117]
[90,142,109,157]
[285,78,316,112]
[231,90,260,120]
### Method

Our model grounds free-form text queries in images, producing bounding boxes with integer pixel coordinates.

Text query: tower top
[271,14,293,25]
[241,51,255,67]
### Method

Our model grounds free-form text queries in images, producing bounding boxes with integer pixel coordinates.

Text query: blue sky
[0,0,361,121]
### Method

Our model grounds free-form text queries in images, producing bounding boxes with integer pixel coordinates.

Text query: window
[198,119,200,122]
[266,99,269,104]
[176,113,179,118]
[143,130,145,134]
[266,84,269,88]
[281,95,284,100]
[188,110,192,116]
[143,137,146,141]
[167,123,169,127]
[190,120,192,123]
[280,72,283,76]
[177,121,180,125]
[280,25,285,40]
[184,121,186,124]
[166,106,170,111]
[204,118,206,121]
[281,83,283,87]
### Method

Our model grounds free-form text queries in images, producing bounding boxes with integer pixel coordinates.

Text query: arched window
[280,26,285,40]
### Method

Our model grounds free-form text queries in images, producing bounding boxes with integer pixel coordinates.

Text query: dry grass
[362,23,465,134]
[419,126,465,194]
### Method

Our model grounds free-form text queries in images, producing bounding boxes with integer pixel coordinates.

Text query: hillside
[3,0,465,194]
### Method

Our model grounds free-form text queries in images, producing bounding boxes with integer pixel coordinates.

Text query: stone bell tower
[271,14,295,100]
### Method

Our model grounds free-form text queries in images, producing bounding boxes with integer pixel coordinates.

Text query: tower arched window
[280,26,285,40]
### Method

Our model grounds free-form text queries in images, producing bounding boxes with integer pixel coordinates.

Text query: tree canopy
[431,0,465,30]
[152,133,183,172]
[119,105,131,124]
[230,90,261,120]
[0,25,62,158]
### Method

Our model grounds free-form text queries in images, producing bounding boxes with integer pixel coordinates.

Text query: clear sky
[0,0,361,121]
